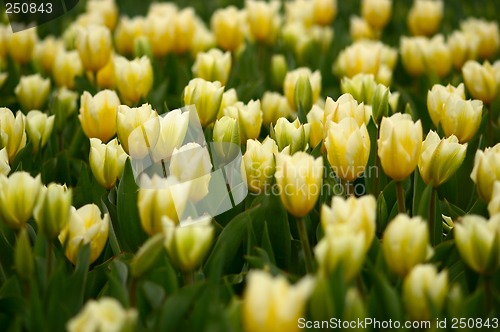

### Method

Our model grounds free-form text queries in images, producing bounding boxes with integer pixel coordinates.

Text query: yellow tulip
[462,60,499,104]
[79,90,121,143]
[470,143,500,202]
[183,78,224,128]
[114,56,153,105]
[89,138,128,189]
[76,25,113,72]
[361,0,392,31]
[223,100,263,144]
[245,0,281,44]
[275,152,323,217]
[25,110,55,153]
[378,113,422,181]
[0,108,27,162]
[407,0,443,36]
[15,74,51,112]
[192,48,232,85]
[34,183,72,239]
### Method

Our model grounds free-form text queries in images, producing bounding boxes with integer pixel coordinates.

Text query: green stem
[297,217,314,274]
[396,181,406,214]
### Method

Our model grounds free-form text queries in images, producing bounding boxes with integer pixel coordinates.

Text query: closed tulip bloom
[151,109,189,163]
[89,138,127,189]
[245,0,281,44]
[15,74,51,112]
[324,94,366,128]
[163,216,214,272]
[488,182,500,217]
[313,0,337,26]
[418,131,467,187]
[261,92,292,127]
[0,108,27,162]
[283,67,322,111]
[307,105,324,149]
[471,144,500,202]
[79,90,120,143]
[26,110,55,153]
[223,100,263,144]
[116,104,160,157]
[6,28,37,65]
[400,36,427,76]
[114,16,146,56]
[0,172,41,229]
[211,6,246,52]
[462,60,499,104]
[213,116,241,162]
[378,113,422,181]
[34,184,72,240]
[242,137,278,194]
[192,48,232,85]
[361,0,392,31]
[53,50,83,89]
[441,96,483,143]
[32,37,63,74]
[67,297,137,332]
[183,78,224,128]
[76,25,112,72]
[448,30,479,69]
[455,215,500,274]
[0,148,9,176]
[315,224,367,281]
[273,118,310,154]
[403,264,448,321]
[59,204,109,265]
[427,83,466,127]
[114,56,153,105]
[243,270,314,332]
[321,195,376,250]
[325,118,370,182]
[461,18,499,60]
[275,152,323,217]
[382,214,431,276]
[407,0,443,36]
[138,174,191,236]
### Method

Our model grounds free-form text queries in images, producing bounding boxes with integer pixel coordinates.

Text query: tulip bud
[325,117,370,182]
[378,113,423,181]
[245,0,281,44]
[26,110,55,153]
[324,94,366,129]
[192,48,232,85]
[275,152,323,217]
[313,0,337,26]
[455,215,500,275]
[34,183,72,240]
[32,37,63,74]
[183,78,224,128]
[273,118,310,154]
[137,174,191,236]
[6,28,37,64]
[223,100,263,144]
[89,138,128,190]
[315,224,367,281]
[53,87,79,132]
[150,108,189,163]
[462,60,499,105]
[461,18,499,60]
[488,181,500,217]
[67,297,137,332]
[382,214,431,276]
[361,0,392,31]
[14,228,34,280]
[114,16,146,56]
[79,90,121,143]
[15,74,51,112]
[130,233,164,278]
[59,204,109,265]
[213,116,241,162]
[271,54,288,89]
[0,148,9,176]
[403,264,448,321]
[427,83,466,128]
[407,0,443,36]
[321,195,376,250]
[284,67,322,111]
[116,103,160,157]
[163,216,214,272]
[242,137,277,194]
[306,105,324,149]
[261,92,292,127]
[471,144,500,202]
[0,172,42,229]
[418,131,467,187]
[211,6,246,52]
[0,108,27,162]
[76,25,113,72]
[243,270,314,332]
[442,96,483,143]
[53,50,83,89]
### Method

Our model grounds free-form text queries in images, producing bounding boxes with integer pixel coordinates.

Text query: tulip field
[1,0,500,330]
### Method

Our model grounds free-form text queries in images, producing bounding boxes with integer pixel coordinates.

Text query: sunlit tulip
[163,216,214,272]
[462,60,499,105]
[59,204,109,265]
[306,105,324,149]
[471,144,500,202]
[261,92,292,127]
[455,215,500,275]
[427,83,466,128]
[211,6,246,52]
[89,138,127,189]
[114,16,146,56]
[0,108,27,162]
[79,90,120,143]
[275,152,323,217]
[25,110,55,153]
[15,74,51,112]
[321,195,376,250]
[151,109,189,163]
[192,48,232,85]
[283,67,322,111]
[242,137,278,194]
[418,131,467,187]
[441,95,483,143]
[223,100,263,144]
[0,148,9,176]
[183,78,224,128]
[382,214,431,276]
[378,113,422,181]
[407,0,443,36]
[403,264,448,321]
[361,0,392,31]
[114,56,153,105]
[273,118,310,154]
[76,25,112,72]
[461,18,500,59]
[245,0,281,44]
[243,270,314,332]
[6,28,37,64]
[53,50,83,89]
[313,0,337,26]
[34,184,72,240]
